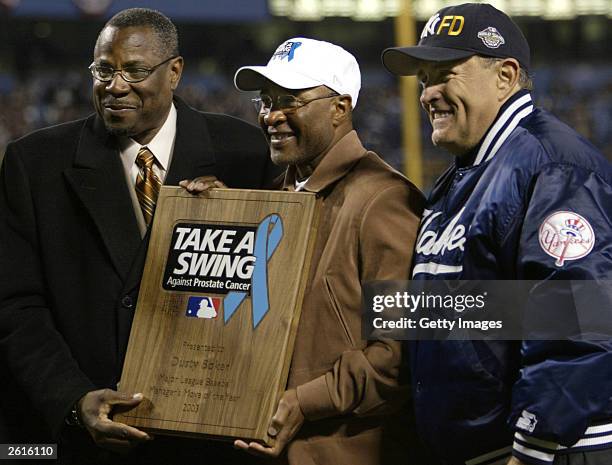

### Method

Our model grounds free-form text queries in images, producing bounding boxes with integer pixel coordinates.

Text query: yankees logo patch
[538,211,595,267]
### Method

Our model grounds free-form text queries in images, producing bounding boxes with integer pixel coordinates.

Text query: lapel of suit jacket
[63,115,141,281]
[165,96,216,185]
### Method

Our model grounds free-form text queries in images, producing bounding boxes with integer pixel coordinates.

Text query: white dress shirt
[119,103,177,236]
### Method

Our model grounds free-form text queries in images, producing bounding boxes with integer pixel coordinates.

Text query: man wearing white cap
[230,37,425,464]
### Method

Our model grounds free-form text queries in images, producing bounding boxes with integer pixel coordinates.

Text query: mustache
[102,99,139,107]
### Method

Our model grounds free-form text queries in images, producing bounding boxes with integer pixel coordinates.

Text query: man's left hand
[234,389,305,458]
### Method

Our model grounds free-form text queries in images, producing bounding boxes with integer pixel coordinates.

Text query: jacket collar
[463,90,534,168]
[165,96,216,184]
[65,95,216,281]
[64,114,142,282]
[282,130,367,194]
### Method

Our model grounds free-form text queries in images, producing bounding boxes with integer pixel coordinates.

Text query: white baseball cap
[234,37,361,108]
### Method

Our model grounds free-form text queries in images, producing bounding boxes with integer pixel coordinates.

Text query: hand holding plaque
[234,388,304,457]
[115,187,320,445]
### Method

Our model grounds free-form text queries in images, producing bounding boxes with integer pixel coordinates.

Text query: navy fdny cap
[382,3,530,76]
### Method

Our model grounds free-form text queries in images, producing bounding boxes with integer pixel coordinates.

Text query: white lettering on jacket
[415,207,466,256]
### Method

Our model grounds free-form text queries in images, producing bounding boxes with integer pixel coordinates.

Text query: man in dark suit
[0,8,275,463]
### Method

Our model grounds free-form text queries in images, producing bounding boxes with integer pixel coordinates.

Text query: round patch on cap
[477,27,505,49]
[538,211,595,267]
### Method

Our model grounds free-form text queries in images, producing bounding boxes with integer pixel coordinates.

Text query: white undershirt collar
[295,177,310,192]
[119,102,177,183]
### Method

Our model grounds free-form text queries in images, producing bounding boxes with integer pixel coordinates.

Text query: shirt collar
[460,90,534,168]
[282,130,367,193]
[294,177,310,192]
[118,103,177,170]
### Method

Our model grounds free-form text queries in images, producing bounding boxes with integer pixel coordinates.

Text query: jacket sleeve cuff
[295,375,336,421]
[53,381,97,439]
[513,432,558,465]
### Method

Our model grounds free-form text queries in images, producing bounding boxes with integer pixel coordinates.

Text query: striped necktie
[135,147,162,226]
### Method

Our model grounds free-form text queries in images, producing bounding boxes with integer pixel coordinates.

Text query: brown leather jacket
[282,131,426,465]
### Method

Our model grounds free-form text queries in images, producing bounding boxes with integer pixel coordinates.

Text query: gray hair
[479,56,533,91]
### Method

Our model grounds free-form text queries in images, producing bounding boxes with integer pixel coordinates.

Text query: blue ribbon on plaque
[223,214,284,328]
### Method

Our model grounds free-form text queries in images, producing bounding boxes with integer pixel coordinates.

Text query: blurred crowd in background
[0,0,610,192]
[1,63,610,191]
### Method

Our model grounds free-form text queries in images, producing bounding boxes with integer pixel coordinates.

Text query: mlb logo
[185,296,220,319]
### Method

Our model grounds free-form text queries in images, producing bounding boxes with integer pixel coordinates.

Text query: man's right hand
[179,176,227,194]
[78,389,152,452]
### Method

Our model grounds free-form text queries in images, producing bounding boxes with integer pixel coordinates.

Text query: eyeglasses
[89,55,178,83]
[252,93,339,114]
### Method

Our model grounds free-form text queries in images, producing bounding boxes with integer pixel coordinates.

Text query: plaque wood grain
[115,187,320,444]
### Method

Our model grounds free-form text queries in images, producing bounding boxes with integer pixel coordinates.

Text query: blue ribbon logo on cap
[223,214,284,328]
[272,41,302,62]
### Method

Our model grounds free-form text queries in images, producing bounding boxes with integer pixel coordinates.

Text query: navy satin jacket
[411,90,612,465]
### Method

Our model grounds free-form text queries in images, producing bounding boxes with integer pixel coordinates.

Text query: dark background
[0,1,610,191]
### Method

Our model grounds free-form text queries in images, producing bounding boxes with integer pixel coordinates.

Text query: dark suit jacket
[0,97,278,461]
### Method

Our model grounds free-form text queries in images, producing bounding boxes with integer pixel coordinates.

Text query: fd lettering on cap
[436,15,465,36]
[421,13,465,39]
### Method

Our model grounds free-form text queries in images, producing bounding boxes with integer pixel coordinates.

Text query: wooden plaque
[115,187,320,444]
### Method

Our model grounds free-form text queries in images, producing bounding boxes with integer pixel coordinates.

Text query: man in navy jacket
[383,3,612,465]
